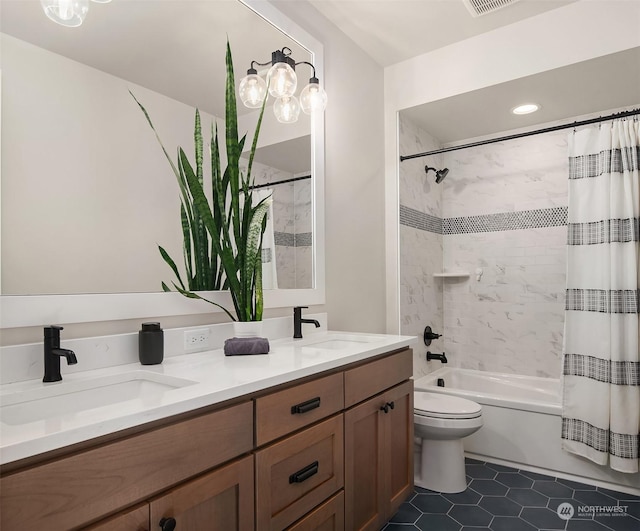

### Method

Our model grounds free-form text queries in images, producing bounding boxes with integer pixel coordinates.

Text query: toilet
[414,391,483,493]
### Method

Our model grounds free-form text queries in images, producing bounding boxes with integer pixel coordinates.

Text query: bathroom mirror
[0,0,325,327]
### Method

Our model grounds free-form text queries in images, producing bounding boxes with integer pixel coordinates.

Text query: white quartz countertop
[0,330,415,465]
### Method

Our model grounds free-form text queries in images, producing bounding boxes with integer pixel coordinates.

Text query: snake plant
[132,41,270,321]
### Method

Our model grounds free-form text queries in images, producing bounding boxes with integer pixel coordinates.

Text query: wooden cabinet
[344,350,414,531]
[256,415,344,530]
[85,456,254,531]
[287,491,345,531]
[0,401,253,529]
[0,347,413,531]
[84,505,149,531]
[255,372,344,446]
[149,455,254,531]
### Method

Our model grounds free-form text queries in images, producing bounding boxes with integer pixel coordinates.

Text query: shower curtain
[561,118,640,473]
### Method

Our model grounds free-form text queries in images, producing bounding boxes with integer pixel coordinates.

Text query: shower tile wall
[249,161,312,289]
[442,131,569,377]
[398,117,444,378]
[399,114,569,378]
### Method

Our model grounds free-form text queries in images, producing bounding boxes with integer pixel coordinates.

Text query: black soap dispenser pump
[139,322,164,365]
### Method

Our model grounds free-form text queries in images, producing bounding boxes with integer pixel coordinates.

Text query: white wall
[271,1,387,333]
[385,0,640,333]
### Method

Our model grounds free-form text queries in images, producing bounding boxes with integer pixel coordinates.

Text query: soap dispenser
[139,322,164,365]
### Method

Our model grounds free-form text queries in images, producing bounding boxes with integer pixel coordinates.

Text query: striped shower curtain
[561,118,640,473]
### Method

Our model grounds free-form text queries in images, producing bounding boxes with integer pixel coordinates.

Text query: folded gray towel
[224,337,270,356]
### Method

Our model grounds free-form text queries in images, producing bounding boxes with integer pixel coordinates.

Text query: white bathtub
[414,367,640,495]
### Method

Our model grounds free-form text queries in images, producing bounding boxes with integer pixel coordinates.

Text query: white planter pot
[232,320,264,338]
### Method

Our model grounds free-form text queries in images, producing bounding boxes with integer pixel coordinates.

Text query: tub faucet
[43,325,77,382]
[293,306,320,339]
[427,351,447,364]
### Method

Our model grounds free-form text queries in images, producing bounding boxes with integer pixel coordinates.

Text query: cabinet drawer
[256,415,344,531]
[84,504,149,531]
[287,491,345,531]
[0,401,253,530]
[344,349,413,408]
[256,372,344,445]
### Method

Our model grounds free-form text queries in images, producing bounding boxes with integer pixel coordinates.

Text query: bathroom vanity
[0,331,414,530]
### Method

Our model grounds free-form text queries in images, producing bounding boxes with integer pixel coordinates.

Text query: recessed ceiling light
[512,103,540,115]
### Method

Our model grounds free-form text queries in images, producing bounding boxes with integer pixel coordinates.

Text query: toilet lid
[415,391,482,419]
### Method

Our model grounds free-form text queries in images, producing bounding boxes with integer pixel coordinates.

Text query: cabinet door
[384,380,414,517]
[344,380,414,531]
[149,455,254,531]
[344,394,385,531]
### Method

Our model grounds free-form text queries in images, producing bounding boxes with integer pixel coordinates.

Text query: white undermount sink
[0,371,197,426]
[303,333,382,350]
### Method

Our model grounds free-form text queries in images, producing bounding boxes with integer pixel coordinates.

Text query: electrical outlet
[184,328,211,351]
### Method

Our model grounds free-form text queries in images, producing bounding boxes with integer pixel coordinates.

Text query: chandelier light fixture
[239,47,327,124]
[40,0,111,28]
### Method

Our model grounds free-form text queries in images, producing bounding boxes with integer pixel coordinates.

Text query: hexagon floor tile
[382,458,640,531]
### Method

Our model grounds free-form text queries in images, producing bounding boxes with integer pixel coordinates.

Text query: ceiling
[307,0,639,144]
[402,47,640,144]
[308,0,578,67]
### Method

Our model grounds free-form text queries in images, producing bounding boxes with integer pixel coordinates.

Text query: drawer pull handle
[289,461,319,484]
[291,397,321,414]
[380,401,395,413]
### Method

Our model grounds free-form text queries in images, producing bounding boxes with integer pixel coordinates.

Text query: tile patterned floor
[383,459,640,531]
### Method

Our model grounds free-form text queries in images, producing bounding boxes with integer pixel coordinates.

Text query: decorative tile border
[274,231,313,247]
[400,205,443,234]
[400,205,568,235]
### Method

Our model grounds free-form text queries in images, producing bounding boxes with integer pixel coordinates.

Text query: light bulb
[273,96,300,124]
[239,73,267,109]
[40,0,89,27]
[267,62,297,98]
[300,80,327,114]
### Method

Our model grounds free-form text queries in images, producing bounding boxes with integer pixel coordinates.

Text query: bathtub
[414,367,640,495]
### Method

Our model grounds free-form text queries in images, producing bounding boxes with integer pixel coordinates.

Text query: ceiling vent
[462,0,521,17]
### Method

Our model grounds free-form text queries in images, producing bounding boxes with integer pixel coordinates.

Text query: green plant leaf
[135,41,267,322]
[172,283,237,322]
[158,244,186,291]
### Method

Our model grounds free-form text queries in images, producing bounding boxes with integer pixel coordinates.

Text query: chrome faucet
[293,306,320,339]
[426,351,447,364]
[43,325,77,382]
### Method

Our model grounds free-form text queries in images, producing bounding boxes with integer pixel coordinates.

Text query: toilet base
[414,438,468,493]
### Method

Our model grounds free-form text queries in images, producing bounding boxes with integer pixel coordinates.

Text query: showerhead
[435,168,449,183]
[425,166,449,184]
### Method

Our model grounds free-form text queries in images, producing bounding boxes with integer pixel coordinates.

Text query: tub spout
[427,351,447,363]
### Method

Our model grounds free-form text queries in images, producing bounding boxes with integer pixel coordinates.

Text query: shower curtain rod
[248,174,311,191]
[399,107,640,162]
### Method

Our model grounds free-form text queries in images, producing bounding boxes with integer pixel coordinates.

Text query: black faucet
[43,325,77,382]
[426,351,448,364]
[293,306,320,339]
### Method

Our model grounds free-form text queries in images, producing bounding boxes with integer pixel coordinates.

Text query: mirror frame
[0,0,325,328]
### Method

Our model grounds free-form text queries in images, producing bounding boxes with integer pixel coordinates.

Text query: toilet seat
[414,391,482,419]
